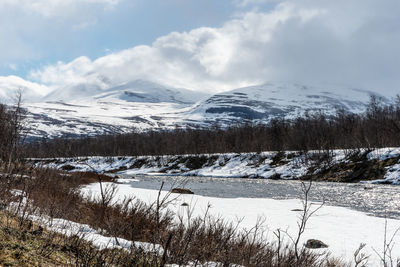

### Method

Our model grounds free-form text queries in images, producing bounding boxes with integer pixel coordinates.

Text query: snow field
[81,181,400,266]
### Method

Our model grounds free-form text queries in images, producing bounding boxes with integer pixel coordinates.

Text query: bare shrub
[372,217,400,267]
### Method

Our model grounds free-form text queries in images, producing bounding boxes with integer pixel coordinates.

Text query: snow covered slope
[31,148,400,184]
[25,100,194,138]
[93,80,206,104]
[23,81,392,138]
[44,80,206,104]
[183,82,386,127]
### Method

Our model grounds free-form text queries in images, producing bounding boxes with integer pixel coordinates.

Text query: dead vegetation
[0,210,159,267]
[303,150,400,182]
[0,162,351,267]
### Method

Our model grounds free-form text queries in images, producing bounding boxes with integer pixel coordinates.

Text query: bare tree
[283,181,325,262]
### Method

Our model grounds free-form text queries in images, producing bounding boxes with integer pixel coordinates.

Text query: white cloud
[25,0,400,96]
[0,0,122,64]
[32,57,95,86]
[0,76,51,102]
[0,0,119,17]
[235,0,282,8]
[30,3,301,92]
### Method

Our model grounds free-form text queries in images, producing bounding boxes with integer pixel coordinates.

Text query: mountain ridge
[20,80,395,139]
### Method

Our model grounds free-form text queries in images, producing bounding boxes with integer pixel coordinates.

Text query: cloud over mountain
[27,0,400,96]
[0,76,51,102]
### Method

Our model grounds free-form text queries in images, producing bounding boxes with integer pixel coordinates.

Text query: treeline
[25,96,400,157]
[0,95,24,164]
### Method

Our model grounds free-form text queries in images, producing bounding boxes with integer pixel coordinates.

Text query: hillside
[21,81,393,138]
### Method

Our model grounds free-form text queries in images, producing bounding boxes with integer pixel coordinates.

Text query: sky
[0,0,400,100]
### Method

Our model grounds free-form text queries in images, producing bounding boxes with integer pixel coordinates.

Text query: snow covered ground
[81,180,400,266]
[8,191,243,267]
[36,216,164,255]
[364,147,400,185]
[33,147,400,184]
[7,190,164,255]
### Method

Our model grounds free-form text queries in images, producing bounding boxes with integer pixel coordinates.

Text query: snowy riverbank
[32,147,400,184]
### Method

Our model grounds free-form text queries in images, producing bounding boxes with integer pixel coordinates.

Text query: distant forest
[24,95,400,157]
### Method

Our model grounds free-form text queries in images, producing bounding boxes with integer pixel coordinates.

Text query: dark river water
[116,174,400,220]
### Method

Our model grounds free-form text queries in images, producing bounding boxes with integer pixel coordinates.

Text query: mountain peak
[42,79,209,104]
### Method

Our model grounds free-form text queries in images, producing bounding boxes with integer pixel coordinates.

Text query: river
[116,174,400,219]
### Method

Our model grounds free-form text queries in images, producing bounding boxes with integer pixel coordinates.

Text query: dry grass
[0,210,73,266]
[0,210,164,267]
[73,171,115,184]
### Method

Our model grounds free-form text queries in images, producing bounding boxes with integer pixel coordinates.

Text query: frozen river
[117,174,400,219]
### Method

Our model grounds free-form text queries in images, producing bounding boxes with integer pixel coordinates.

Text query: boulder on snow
[171,188,194,194]
[305,239,328,249]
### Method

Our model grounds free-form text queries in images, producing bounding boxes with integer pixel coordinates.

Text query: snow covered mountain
[22,81,392,139]
[44,80,206,104]
[24,80,209,138]
[183,82,382,126]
